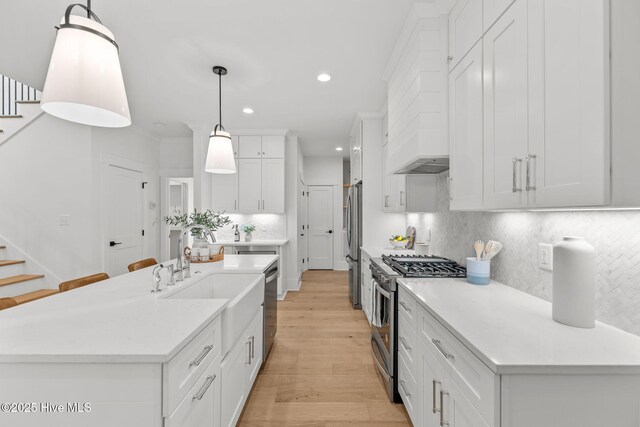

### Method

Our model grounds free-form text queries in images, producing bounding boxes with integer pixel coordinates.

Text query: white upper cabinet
[212,159,239,213]
[238,136,262,158]
[216,133,286,214]
[482,0,610,209]
[231,136,239,158]
[448,0,483,71]
[527,0,610,208]
[483,0,517,31]
[483,0,529,210]
[238,159,263,213]
[449,42,484,211]
[261,159,285,213]
[350,124,363,184]
[261,136,286,158]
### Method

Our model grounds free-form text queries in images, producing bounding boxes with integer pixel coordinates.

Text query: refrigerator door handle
[346,189,352,246]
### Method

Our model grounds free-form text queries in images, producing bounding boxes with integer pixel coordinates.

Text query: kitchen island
[0,254,278,427]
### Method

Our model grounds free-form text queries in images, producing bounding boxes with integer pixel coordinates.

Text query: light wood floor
[238,270,411,427]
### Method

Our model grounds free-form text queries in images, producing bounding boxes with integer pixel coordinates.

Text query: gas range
[381,254,466,278]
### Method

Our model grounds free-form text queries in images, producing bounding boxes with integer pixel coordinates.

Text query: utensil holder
[466,257,490,285]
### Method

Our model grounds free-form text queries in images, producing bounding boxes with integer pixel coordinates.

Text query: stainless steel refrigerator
[346,181,363,309]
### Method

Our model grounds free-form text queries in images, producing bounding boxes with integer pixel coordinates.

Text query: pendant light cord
[218,72,223,128]
[87,0,91,18]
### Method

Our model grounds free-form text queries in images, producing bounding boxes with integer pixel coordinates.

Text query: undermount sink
[165,273,264,355]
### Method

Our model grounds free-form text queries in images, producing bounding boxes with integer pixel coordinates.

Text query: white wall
[303,156,346,270]
[0,114,162,283]
[159,138,193,174]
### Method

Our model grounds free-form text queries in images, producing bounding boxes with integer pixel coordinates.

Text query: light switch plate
[539,243,553,271]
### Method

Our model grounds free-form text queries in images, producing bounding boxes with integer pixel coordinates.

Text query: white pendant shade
[41,15,131,128]
[205,130,236,174]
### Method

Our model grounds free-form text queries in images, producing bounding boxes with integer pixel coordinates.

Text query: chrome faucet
[175,224,216,282]
[152,264,164,293]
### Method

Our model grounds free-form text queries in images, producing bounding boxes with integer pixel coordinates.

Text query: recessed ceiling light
[336,147,343,151]
[317,73,332,82]
[242,107,254,114]
[153,122,166,127]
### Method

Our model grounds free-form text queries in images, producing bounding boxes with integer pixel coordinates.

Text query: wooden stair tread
[0,260,25,267]
[0,115,23,119]
[13,289,58,305]
[0,274,45,288]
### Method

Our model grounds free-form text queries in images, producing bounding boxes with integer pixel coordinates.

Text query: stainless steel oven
[370,259,401,403]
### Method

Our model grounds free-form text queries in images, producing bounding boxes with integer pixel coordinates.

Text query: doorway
[307,185,334,269]
[160,177,194,262]
[105,164,144,276]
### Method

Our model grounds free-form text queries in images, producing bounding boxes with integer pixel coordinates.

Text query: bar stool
[127,258,159,272]
[59,273,110,293]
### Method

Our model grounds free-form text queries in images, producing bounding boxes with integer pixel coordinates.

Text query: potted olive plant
[241,224,256,242]
[164,209,231,248]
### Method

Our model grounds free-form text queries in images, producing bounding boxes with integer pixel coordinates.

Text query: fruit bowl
[389,238,408,249]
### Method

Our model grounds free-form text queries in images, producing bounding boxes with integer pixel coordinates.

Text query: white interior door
[106,165,143,276]
[298,181,308,273]
[307,186,334,270]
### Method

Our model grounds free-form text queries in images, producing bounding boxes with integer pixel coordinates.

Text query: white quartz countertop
[0,255,278,364]
[217,239,288,246]
[361,246,416,258]
[398,278,640,374]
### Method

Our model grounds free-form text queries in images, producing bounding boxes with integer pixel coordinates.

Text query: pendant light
[205,66,236,174]
[40,0,131,128]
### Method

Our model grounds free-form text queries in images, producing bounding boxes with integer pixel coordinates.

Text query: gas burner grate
[381,254,466,278]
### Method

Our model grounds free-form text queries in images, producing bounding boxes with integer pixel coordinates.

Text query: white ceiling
[0,0,420,157]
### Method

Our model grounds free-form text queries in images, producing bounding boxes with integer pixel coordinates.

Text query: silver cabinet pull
[440,389,450,426]
[512,157,523,193]
[246,340,252,364]
[399,300,412,312]
[192,375,216,401]
[400,379,412,397]
[262,200,265,210]
[526,153,537,191]
[258,200,261,210]
[250,336,255,359]
[432,339,454,360]
[384,195,389,208]
[400,191,405,206]
[189,345,213,368]
[234,200,237,210]
[432,379,441,414]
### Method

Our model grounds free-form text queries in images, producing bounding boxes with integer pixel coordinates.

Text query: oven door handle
[370,338,391,381]
[375,281,391,299]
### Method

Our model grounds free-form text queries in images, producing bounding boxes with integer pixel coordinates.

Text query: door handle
[109,241,122,247]
[327,230,333,234]
[512,157,523,193]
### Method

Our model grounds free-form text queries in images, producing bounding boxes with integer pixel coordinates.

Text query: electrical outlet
[59,215,70,226]
[261,225,267,232]
[539,243,553,271]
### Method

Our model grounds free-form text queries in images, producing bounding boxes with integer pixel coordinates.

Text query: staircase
[0,244,59,307]
[0,74,44,146]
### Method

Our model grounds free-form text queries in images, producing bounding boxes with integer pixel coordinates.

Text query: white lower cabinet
[164,358,221,427]
[220,307,263,427]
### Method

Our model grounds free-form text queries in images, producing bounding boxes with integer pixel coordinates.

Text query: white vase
[245,232,252,242]
[552,237,596,328]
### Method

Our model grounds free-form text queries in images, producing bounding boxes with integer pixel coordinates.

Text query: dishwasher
[262,261,278,364]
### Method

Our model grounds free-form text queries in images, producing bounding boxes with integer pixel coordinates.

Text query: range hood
[394,158,449,175]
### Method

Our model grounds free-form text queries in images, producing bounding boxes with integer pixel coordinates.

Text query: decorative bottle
[552,237,596,328]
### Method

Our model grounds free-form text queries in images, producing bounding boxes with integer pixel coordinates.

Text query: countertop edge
[397,280,640,376]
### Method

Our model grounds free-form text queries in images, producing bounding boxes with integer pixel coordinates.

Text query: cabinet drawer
[165,357,220,427]
[419,309,498,426]
[398,287,417,326]
[398,352,419,426]
[397,310,418,369]
[163,317,221,416]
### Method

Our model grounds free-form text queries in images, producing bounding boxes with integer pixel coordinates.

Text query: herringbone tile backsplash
[407,173,640,336]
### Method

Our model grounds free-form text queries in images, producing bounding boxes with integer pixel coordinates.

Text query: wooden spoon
[473,240,485,261]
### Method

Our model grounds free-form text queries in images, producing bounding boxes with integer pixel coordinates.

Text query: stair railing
[1,74,41,116]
